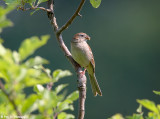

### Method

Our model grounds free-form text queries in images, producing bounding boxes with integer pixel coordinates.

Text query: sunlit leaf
[153,90,160,95]
[0,3,17,32]
[27,0,36,5]
[52,69,72,82]
[66,91,79,102]
[21,94,38,114]
[58,112,75,119]
[12,51,20,64]
[25,56,49,67]
[136,104,142,113]
[109,113,124,119]
[55,84,68,94]
[19,35,50,61]
[0,43,6,56]
[3,0,20,5]
[90,0,101,8]
[37,90,57,112]
[24,69,51,86]
[148,112,159,119]
[137,99,159,114]
[37,0,48,5]
[34,84,44,93]
[58,101,74,112]
[126,113,143,119]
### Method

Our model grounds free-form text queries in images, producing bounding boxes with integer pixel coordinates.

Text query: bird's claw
[80,69,86,75]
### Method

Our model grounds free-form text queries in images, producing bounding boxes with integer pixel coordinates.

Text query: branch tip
[78,13,82,17]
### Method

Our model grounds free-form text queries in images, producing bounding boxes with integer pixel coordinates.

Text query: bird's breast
[71,42,92,68]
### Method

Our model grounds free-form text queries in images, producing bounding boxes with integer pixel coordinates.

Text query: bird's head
[72,32,90,43]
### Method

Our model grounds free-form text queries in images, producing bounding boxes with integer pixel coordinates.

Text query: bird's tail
[89,74,102,96]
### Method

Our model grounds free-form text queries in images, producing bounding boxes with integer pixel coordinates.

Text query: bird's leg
[81,69,86,75]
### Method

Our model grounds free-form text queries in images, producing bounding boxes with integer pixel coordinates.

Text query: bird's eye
[80,34,84,37]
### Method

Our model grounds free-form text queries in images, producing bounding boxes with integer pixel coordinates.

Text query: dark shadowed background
[1,0,160,118]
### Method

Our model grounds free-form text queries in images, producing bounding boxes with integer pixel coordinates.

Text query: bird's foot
[80,69,86,75]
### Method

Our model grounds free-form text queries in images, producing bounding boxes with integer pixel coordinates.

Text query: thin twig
[18,6,52,12]
[0,81,22,117]
[41,66,53,91]
[47,0,87,119]
[57,0,85,35]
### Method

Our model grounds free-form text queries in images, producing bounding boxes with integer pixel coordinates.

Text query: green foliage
[19,35,49,61]
[0,7,78,117]
[37,0,48,5]
[90,0,102,8]
[153,90,160,95]
[0,37,79,118]
[0,4,16,33]
[109,114,124,119]
[109,91,160,119]
[3,0,20,5]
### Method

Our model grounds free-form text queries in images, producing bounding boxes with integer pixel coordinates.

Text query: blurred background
[0,0,160,118]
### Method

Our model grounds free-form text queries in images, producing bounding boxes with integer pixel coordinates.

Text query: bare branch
[77,69,86,119]
[0,81,22,117]
[47,0,87,119]
[18,6,52,12]
[57,0,85,34]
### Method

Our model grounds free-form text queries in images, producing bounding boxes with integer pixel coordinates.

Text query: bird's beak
[85,35,90,40]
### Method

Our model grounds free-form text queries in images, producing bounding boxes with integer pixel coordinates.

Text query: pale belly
[71,42,91,68]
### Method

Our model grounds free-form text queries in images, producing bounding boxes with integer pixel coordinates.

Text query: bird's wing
[88,48,95,73]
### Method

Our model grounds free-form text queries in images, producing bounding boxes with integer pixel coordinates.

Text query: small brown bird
[71,32,102,96]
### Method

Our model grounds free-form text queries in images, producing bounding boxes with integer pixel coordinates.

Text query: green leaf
[52,69,72,82]
[24,69,51,86]
[126,113,143,119]
[25,56,49,67]
[21,94,38,114]
[27,0,36,5]
[37,0,48,5]
[19,35,50,61]
[34,84,44,93]
[12,51,20,64]
[109,113,124,119]
[157,105,160,112]
[57,91,79,112]
[58,101,74,112]
[148,112,159,119]
[66,91,79,102]
[37,90,58,112]
[0,43,6,56]
[136,104,142,113]
[58,112,75,119]
[0,5,15,33]
[137,99,159,114]
[55,84,68,94]
[29,115,43,119]
[3,0,20,5]
[30,8,40,15]
[153,90,160,95]
[90,0,101,8]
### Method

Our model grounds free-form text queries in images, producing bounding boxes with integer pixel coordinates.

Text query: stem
[77,69,86,119]
[47,0,87,119]
[57,0,85,35]
[0,81,22,117]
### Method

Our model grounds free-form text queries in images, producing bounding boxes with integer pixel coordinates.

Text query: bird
[71,32,102,96]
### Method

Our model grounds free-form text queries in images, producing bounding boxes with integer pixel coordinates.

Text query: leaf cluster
[4,0,102,12]
[0,4,15,33]
[0,35,79,118]
[0,6,78,118]
[109,91,160,119]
